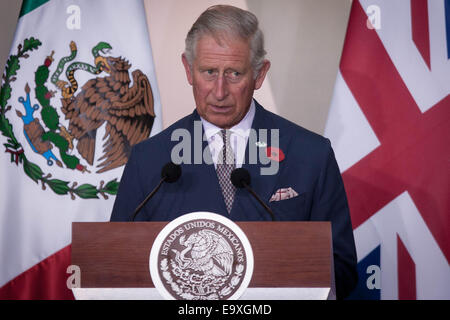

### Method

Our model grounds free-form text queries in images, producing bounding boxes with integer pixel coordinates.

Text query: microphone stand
[241,180,275,221]
[130,176,166,221]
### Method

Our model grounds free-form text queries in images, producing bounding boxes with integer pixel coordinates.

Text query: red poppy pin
[266,146,285,162]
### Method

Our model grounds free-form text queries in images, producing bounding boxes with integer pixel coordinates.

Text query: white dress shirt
[200,100,256,169]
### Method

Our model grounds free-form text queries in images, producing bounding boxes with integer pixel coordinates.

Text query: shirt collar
[200,99,256,141]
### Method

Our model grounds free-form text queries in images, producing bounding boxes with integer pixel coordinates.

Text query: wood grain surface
[72,221,332,288]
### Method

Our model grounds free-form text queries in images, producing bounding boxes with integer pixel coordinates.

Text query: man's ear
[181,53,193,85]
[254,59,271,90]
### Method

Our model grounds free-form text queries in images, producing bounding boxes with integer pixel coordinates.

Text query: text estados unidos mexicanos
[160,220,245,263]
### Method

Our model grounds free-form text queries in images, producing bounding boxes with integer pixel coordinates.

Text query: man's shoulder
[257,104,331,150]
[255,103,333,170]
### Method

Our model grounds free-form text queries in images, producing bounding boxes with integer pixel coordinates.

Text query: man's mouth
[209,104,233,113]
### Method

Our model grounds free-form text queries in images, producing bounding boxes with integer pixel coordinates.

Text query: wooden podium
[71,221,335,300]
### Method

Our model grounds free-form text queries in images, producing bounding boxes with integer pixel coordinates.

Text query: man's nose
[213,75,228,100]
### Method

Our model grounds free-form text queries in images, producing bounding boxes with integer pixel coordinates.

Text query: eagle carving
[173,229,234,278]
[60,55,155,173]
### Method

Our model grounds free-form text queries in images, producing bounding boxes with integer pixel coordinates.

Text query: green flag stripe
[19,0,50,18]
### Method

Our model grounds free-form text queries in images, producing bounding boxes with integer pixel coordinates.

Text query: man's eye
[202,69,216,80]
[226,71,241,81]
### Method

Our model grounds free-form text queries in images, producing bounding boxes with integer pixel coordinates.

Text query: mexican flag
[0,0,162,299]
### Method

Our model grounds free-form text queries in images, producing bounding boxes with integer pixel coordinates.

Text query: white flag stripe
[360,0,450,113]
[324,72,380,172]
[353,192,450,299]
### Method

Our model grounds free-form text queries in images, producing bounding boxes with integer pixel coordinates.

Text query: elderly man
[111,5,357,299]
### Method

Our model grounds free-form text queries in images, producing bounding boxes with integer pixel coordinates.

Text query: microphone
[130,162,182,221]
[230,168,275,221]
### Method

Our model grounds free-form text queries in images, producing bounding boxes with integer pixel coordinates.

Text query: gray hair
[184,5,267,77]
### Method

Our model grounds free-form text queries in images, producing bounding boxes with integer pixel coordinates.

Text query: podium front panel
[72,221,332,289]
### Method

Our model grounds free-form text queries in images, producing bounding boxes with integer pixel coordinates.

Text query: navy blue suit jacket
[111,101,357,298]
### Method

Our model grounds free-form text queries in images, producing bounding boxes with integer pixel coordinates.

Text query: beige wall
[0,0,351,135]
[0,0,21,87]
[248,0,351,134]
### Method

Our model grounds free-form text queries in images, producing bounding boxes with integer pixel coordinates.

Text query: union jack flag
[325,0,450,299]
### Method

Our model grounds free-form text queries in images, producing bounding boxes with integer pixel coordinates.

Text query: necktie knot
[220,129,234,165]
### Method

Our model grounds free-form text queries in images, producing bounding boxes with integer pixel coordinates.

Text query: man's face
[182,34,270,129]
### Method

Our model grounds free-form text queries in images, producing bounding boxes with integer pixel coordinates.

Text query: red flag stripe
[0,245,74,300]
[397,235,417,300]
[339,1,422,144]
[411,0,431,69]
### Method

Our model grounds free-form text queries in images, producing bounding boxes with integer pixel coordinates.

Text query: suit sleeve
[110,147,145,221]
[310,139,358,299]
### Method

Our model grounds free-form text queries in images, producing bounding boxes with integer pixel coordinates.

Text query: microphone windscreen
[161,162,182,183]
[231,168,251,188]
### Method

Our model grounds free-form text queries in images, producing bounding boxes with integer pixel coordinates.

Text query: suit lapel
[186,110,229,215]
[186,103,287,219]
[231,101,284,218]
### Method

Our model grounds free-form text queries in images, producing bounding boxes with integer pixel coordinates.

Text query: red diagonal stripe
[397,235,416,300]
[411,0,431,69]
[342,96,449,232]
[340,1,422,144]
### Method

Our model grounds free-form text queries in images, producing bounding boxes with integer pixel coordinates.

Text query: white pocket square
[269,187,299,202]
